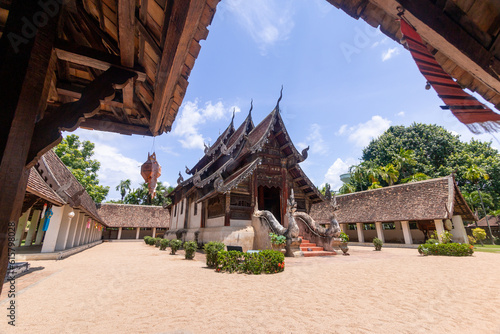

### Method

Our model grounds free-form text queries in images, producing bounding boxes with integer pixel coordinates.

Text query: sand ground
[1,242,499,334]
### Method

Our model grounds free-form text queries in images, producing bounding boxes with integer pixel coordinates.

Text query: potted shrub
[184,241,197,260]
[339,232,349,255]
[373,237,383,251]
[269,232,286,251]
[159,239,169,251]
[169,239,183,255]
[144,236,151,244]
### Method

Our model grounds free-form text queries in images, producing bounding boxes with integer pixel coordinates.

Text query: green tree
[122,181,173,206]
[472,227,487,246]
[54,135,109,203]
[464,164,494,242]
[378,163,399,186]
[116,179,131,202]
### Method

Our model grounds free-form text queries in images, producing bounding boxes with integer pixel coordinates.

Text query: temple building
[310,175,476,245]
[165,98,326,250]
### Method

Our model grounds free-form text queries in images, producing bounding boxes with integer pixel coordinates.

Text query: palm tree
[393,148,417,176]
[464,164,494,242]
[379,163,399,186]
[339,183,355,194]
[349,164,365,191]
[401,172,430,183]
[116,179,131,202]
[368,181,383,190]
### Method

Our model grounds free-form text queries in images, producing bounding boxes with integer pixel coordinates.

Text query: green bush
[159,239,169,251]
[155,238,162,247]
[215,250,284,274]
[144,236,151,244]
[467,235,476,245]
[425,238,439,245]
[439,231,453,244]
[216,250,242,273]
[472,228,487,245]
[373,237,383,251]
[184,241,198,260]
[339,232,349,243]
[269,232,286,246]
[170,239,183,255]
[418,243,474,256]
[494,236,500,245]
[148,237,156,246]
[204,241,225,268]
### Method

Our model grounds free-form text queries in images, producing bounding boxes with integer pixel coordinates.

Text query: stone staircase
[299,237,336,257]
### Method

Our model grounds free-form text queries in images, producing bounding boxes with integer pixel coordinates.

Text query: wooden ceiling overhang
[327,0,500,114]
[0,0,220,140]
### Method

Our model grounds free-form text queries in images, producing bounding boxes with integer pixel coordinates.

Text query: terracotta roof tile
[97,204,170,228]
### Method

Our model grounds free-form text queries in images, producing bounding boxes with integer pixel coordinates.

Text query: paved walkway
[1,242,499,333]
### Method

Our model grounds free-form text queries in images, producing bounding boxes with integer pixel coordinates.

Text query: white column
[14,208,31,247]
[90,224,95,242]
[152,227,156,238]
[24,209,41,246]
[135,227,140,239]
[117,227,122,240]
[375,222,385,243]
[74,213,85,246]
[434,219,445,243]
[55,206,74,251]
[78,216,88,245]
[356,223,365,243]
[451,215,468,243]
[340,224,347,233]
[41,205,66,253]
[400,220,413,244]
[34,206,48,245]
[66,210,80,249]
[83,219,90,244]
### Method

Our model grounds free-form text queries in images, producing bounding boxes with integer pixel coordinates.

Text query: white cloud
[92,144,143,190]
[396,111,405,117]
[337,124,348,135]
[324,157,357,191]
[173,100,240,150]
[298,123,328,156]
[382,47,400,61]
[225,0,295,54]
[338,116,391,148]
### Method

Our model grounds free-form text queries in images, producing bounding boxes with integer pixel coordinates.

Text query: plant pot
[339,242,349,256]
[272,244,285,252]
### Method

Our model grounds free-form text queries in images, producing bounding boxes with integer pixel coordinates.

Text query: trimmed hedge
[216,250,285,274]
[155,238,162,247]
[144,236,151,244]
[418,243,474,256]
[184,241,197,260]
[204,241,225,268]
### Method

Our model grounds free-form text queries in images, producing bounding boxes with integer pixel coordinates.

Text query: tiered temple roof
[168,98,324,207]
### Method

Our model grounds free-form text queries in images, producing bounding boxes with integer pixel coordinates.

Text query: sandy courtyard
[1,242,499,334]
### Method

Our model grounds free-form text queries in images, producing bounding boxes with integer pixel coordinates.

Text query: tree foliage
[54,135,109,203]
[342,123,500,216]
[108,179,174,206]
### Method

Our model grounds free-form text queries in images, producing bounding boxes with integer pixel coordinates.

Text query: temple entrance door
[258,186,282,224]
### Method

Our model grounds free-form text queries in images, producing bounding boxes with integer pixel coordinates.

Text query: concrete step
[300,242,317,248]
[301,239,310,243]
[303,250,337,257]
[300,246,323,252]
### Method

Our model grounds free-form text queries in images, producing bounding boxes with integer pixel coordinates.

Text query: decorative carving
[207,195,225,218]
[325,183,331,201]
[141,152,162,198]
[214,173,224,191]
[185,165,191,174]
[275,85,283,112]
[204,142,209,154]
[301,146,310,161]
[27,66,137,167]
[177,171,184,185]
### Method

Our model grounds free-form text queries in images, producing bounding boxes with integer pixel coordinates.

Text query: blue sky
[71,0,500,200]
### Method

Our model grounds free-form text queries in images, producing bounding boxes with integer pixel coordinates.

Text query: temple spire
[248,99,253,118]
[275,85,283,112]
[231,108,235,126]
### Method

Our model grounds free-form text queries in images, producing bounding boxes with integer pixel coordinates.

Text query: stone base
[285,237,303,257]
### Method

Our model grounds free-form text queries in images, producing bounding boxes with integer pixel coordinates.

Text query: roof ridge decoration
[193,157,235,188]
[217,158,262,194]
[275,85,283,113]
[177,172,184,185]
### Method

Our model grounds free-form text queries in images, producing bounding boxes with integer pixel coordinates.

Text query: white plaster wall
[206,216,224,228]
[187,201,201,229]
[199,226,255,252]
[230,219,252,227]
[410,229,426,243]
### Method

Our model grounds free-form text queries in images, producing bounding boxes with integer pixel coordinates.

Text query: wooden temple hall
[0,0,221,287]
[165,97,323,250]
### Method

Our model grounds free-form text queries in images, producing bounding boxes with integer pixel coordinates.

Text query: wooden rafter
[118,0,136,109]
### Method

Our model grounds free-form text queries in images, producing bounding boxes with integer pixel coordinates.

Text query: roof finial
[231,108,235,125]
[275,85,283,112]
[249,99,253,117]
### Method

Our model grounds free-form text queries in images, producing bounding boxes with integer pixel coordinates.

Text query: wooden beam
[140,0,149,24]
[80,118,152,136]
[151,0,207,135]
[136,17,162,56]
[96,0,106,30]
[54,40,147,81]
[56,82,124,108]
[118,0,136,109]
[27,67,137,167]
[0,0,60,293]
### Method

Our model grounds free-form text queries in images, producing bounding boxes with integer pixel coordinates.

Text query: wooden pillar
[0,1,60,290]
[280,158,288,226]
[224,193,230,226]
